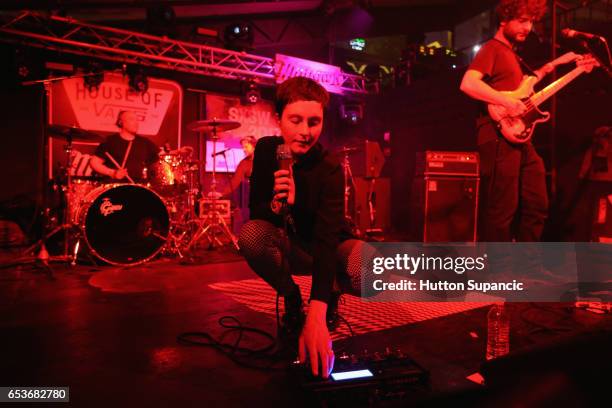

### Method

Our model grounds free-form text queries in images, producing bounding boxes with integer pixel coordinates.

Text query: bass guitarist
[460,0,584,242]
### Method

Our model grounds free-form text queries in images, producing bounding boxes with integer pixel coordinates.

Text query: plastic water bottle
[486,303,510,360]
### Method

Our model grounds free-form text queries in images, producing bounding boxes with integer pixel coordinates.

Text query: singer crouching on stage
[238,77,365,378]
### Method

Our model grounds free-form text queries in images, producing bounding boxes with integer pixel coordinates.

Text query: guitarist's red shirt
[469,39,525,144]
[469,39,524,91]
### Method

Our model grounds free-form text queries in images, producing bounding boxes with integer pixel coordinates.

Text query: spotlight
[241,81,260,105]
[16,64,30,79]
[473,44,481,53]
[339,102,364,125]
[13,48,43,81]
[224,22,254,51]
[83,61,104,91]
[127,66,148,93]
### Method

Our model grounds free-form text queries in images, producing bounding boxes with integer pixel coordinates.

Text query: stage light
[473,44,481,53]
[241,81,260,105]
[13,48,43,81]
[224,22,254,51]
[340,102,364,125]
[350,38,366,51]
[127,66,148,94]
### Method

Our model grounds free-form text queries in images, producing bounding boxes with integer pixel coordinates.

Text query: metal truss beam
[0,11,368,94]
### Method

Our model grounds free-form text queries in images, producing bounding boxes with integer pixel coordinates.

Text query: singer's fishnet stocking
[238,220,371,299]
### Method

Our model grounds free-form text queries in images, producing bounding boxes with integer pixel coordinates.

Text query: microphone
[276,144,293,172]
[212,148,231,156]
[561,28,603,41]
[275,144,293,207]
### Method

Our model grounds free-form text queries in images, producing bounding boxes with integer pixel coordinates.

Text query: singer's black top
[249,136,349,304]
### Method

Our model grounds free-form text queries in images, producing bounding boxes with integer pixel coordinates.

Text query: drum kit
[25,119,242,267]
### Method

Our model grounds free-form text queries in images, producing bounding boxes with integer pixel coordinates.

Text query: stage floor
[0,248,610,407]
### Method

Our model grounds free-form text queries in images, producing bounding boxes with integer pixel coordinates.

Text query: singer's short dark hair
[275,77,330,117]
[496,0,547,23]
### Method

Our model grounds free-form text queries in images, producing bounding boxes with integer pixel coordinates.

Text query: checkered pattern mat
[209,276,489,339]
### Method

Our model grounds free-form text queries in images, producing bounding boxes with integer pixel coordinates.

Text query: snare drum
[76,184,170,265]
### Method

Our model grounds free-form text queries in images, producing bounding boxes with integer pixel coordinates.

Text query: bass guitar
[488,55,599,144]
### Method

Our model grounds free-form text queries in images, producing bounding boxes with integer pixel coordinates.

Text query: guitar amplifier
[410,176,479,242]
[416,151,479,177]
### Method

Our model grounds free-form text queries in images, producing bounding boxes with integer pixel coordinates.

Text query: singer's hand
[299,301,334,378]
[273,169,295,206]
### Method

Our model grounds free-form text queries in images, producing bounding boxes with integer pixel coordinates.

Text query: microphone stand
[583,37,612,78]
[219,150,233,186]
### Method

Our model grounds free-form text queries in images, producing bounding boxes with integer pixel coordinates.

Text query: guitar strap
[491,38,537,77]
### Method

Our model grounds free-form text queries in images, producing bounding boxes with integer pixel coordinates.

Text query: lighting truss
[0,11,368,94]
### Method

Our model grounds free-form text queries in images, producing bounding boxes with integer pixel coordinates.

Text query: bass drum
[78,184,170,265]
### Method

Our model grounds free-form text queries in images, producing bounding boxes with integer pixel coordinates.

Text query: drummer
[90,110,158,182]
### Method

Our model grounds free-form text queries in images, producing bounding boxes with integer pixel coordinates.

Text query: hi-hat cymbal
[187,119,241,133]
[48,125,102,142]
[166,146,194,155]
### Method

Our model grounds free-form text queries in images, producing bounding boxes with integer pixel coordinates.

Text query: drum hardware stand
[365,178,384,239]
[23,128,81,265]
[163,160,201,257]
[21,74,103,267]
[340,147,361,238]
[187,120,239,251]
[164,230,186,258]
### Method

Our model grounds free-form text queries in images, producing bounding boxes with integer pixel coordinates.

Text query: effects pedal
[289,347,429,406]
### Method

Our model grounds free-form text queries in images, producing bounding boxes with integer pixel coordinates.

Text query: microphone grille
[276,143,292,160]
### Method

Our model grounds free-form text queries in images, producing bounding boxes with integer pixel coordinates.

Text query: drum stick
[121,140,133,169]
[104,151,135,183]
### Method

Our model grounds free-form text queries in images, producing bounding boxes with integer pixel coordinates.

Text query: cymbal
[164,146,194,156]
[187,119,241,133]
[48,125,102,142]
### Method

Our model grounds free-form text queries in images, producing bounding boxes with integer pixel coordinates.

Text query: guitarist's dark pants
[477,119,548,242]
